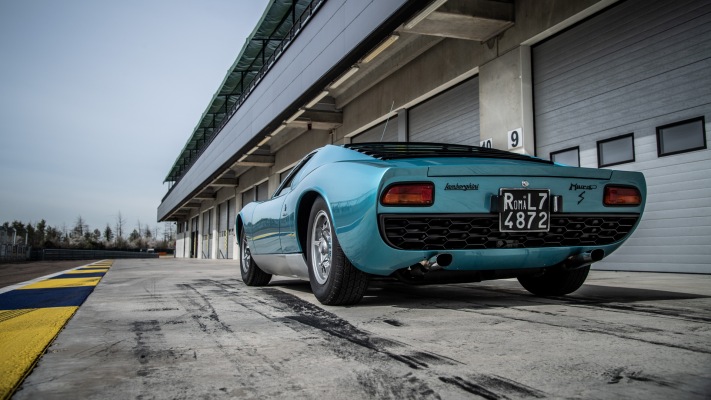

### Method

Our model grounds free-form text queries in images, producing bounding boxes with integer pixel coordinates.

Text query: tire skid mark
[207,280,550,399]
[357,371,442,400]
[439,374,548,399]
[207,280,446,397]
[470,286,711,324]
[378,284,711,354]
[176,283,233,333]
[604,367,677,387]
[262,287,460,370]
[172,280,300,395]
[437,305,711,355]
[439,376,504,400]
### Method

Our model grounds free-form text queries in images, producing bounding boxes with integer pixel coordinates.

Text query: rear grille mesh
[380,214,640,250]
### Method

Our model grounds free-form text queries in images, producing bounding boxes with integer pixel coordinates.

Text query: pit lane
[6,258,711,399]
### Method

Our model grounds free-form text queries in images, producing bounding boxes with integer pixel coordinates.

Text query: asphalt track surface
[4,258,711,399]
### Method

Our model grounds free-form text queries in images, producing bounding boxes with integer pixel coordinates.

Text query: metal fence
[0,244,31,262]
[37,249,160,261]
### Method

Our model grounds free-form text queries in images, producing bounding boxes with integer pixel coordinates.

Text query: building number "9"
[508,128,523,150]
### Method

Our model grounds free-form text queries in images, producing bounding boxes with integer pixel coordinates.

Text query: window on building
[550,147,580,167]
[657,117,706,157]
[597,133,635,167]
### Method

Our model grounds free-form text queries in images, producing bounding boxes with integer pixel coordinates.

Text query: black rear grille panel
[380,214,640,250]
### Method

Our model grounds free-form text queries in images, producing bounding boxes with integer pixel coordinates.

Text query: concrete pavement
[11,258,711,399]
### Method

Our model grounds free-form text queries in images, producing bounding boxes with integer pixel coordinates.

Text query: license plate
[499,189,550,232]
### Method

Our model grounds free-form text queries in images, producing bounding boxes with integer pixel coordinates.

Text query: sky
[0,0,269,234]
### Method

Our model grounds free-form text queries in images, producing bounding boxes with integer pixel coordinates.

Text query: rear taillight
[604,186,642,206]
[381,183,434,206]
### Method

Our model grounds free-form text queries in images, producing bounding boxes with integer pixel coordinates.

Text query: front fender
[237,202,259,251]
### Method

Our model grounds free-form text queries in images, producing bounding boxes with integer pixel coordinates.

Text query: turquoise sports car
[237,142,646,305]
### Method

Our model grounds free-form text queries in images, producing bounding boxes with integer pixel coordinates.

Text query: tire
[307,197,369,305]
[239,228,272,286]
[517,266,590,296]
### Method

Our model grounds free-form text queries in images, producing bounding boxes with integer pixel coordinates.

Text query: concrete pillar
[479,45,535,155]
[196,212,203,259]
[211,207,218,259]
[397,109,409,142]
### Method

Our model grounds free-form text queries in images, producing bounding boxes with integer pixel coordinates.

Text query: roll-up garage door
[409,77,479,145]
[242,187,256,208]
[217,201,228,259]
[533,0,711,273]
[352,117,399,143]
[256,181,269,202]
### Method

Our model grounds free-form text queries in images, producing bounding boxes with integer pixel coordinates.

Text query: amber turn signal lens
[604,186,641,206]
[381,183,434,206]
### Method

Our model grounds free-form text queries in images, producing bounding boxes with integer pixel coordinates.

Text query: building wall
[170,0,623,259]
[167,0,709,274]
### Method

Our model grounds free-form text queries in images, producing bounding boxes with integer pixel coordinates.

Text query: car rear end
[342,143,646,279]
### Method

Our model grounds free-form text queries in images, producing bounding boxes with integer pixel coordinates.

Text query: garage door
[202,210,212,259]
[533,0,711,273]
[409,77,479,145]
[352,117,399,143]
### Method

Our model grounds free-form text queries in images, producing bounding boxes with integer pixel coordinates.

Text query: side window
[550,147,580,167]
[657,117,706,157]
[273,152,317,197]
[597,133,635,168]
[279,168,293,184]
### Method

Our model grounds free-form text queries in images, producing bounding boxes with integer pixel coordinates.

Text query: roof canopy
[164,0,317,183]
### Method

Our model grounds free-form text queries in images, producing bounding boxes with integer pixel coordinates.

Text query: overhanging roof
[164,0,315,184]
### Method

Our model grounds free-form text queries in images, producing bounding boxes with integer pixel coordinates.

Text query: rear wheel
[307,197,368,305]
[239,228,271,286]
[517,266,590,296]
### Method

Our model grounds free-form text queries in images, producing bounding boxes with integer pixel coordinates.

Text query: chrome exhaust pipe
[419,253,453,271]
[564,249,604,269]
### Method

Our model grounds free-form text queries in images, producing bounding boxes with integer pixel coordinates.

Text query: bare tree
[115,211,126,239]
[73,215,88,238]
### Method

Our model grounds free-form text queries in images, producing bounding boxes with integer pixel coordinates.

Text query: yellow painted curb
[0,307,78,399]
[65,268,109,274]
[19,277,102,290]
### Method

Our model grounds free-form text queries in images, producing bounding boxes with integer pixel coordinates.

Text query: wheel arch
[296,190,322,257]
[235,214,244,243]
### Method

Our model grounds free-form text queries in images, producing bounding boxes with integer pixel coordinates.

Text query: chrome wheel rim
[241,233,251,273]
[311,210,332,285]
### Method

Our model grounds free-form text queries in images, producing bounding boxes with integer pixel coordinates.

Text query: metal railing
[38,249,160,261]
[0,244,31,262]
[163,0,326,199]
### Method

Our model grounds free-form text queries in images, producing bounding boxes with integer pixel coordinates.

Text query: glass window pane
[598,134,634,167]
[551,148,579,167]
[658,118,706,156]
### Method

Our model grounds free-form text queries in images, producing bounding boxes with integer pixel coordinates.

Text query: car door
[276,151,317,253]
[249,194,286,255]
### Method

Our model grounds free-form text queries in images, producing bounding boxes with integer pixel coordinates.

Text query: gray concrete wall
[333,0,617,150]
[169,0,623,258]
[334,37,491,141]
